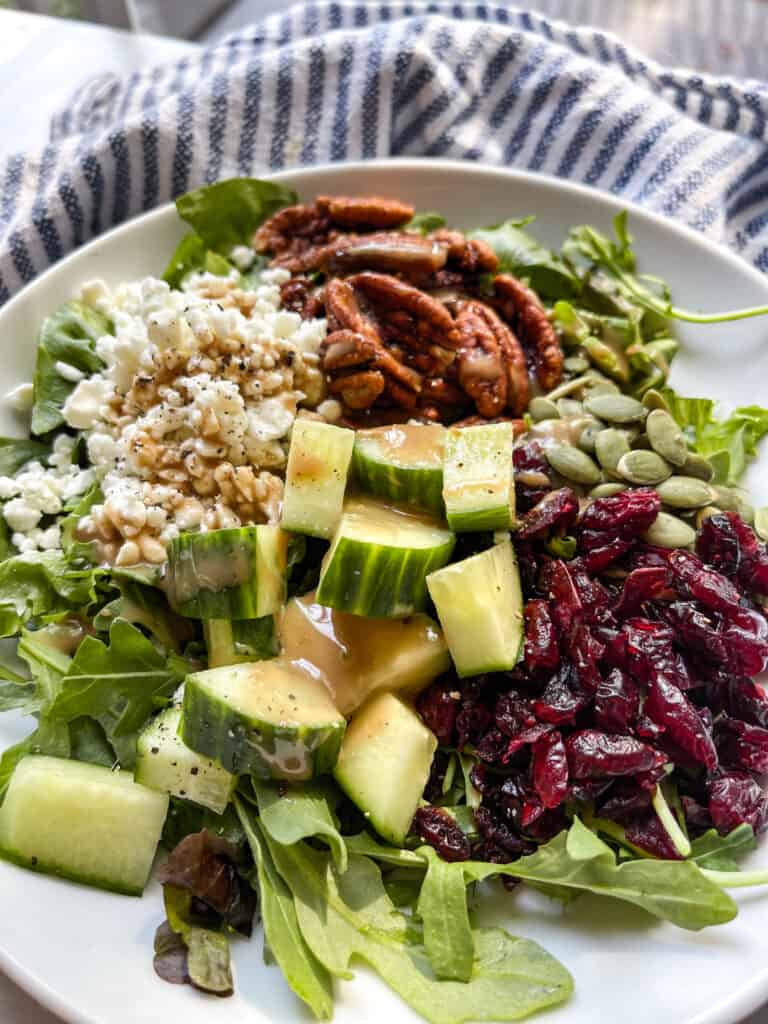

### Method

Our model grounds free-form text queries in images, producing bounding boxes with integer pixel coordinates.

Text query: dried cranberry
[495,692,537,737]
[532,731,569,809]
[575,533,635,573]
[668,548,743,614]
[513,440,549,475]
[708,771,768,834]
[599,780,652,822]
[417,678,460,746]
[517,487,579,539]
[726,677,768,728]
[456,704,493,749]
[594,668,640,734]
[571,570,616,627]
[579,488,661,536]
[523,599,560,671]
[566,729,667,779]
[623,618,691,689]
[474,805,529,856]
[614,566,672,619]
[697,513,741,577]
[628,544,671,570]
[663,602,728,664]
[539,559,582,634]
[567,621,605,693]
[423,750,451,802]
[533,664,588,724]
[469,762,489,793]
[625,811,683,860]
[723,607,768,676]
[412,806,471,862]
[475,728,510,764]
[515,541,541,595]
[715,717,768,774]
[681,795,712,831]
[644,674,718,771]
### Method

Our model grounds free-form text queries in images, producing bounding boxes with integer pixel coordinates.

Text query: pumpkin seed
[642,389,671,414]
[545,375,593,401]
[584,381,621,397]
[643,511,697,549]
[712,485,747,511]
[557,398,584,418]
[595,428,631,475]
[563,355,590,374]
[545,444,603,485]
[584,393,648,424]
[529,397,560,422]
[657,476,716,509]
[589,482,628,498]
[696,506,722,528]
[735,497,755,525]
[516,470,551,489]
[755,507,768,542]
[680,451,714,482]
[646,409,688,467]
[576,422,603,454]
[617,449,673,485]
[582,337,631,383]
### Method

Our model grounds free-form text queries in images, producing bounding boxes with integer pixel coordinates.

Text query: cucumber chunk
[333,692,437,845]
[135,707,236,814]
[316,497,455,618]
[353,424,445,515]
[443,422,516,531]
[166,525,287,620]
[282,419,355,539]
[181,659,346,781]
[280,591,450,715]
[426,538,523,676]
[0,756,168,895]
[204,617,278,668]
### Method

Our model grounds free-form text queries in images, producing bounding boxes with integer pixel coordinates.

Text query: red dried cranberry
[456,704,493,749]
[495,692,537,737]
[575,533,635,573]
[623,618,691,688]
[668,548,743,614]
[523,599,560,671]
[474,805,529,856]
[513,440,549,475]
[532,731,569,809]
[708,771,768,834]
[644,673,718,771]
[475,728,510,764]
[663,602,728,664]
[625,811,683,860]
[594,668,640,734]
[628,544,671,570]
[567,621,605,692]
[697,513,741,577]
[579,488,661,536]
[715,717,768,774]
[614,566,672,619]
[412,806,471,862]
[723,607,768,676]
[533,664,588,724]
[681,795,713,831]
[539,559,582,634]
[727,677,768,728]
[517,487,579,539]
[566,729,668,779]
[469,762,489,793]
[571,570,616,627]
[416,678,460,746]
[515,541,541,594]
[599,780,652,822]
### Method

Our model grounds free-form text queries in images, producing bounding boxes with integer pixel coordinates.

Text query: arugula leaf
[661,389,768,484]
[236,799,334,1020]
[163,797,245,852]
[162,234,234,290]
[260,834,573,1024]
[406,212,446,235]
[47,619,183,768]
[417,847,474,983]
[60,482,103,560]
[345,831,428,868]
[252,780,348,872]
[0,679,35,712]
[0,437,51,477]
[469,219,579,299]
[31,302,110,436]
[0,551,97,637]
[93,577,193,653]
[161,885,233,996]
[68,716,116,767]
[689,825,756,871]
[175,178,297,256]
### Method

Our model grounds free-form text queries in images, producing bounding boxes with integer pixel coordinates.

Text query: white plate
[0,159,767,1024]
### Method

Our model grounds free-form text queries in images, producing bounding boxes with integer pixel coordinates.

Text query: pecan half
[492,274,563,391]
[279,276,325,318]
[454,300,530,417]
[430,229,499,275]
[315,195,414,229]
[277,232,449,279]
[350,272,462,350]
[253,203,332,257]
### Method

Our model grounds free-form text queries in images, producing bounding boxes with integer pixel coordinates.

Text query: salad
[0,177,767,1022]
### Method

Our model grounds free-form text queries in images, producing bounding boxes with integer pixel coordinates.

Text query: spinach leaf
[689,825,756,871]
[47,619,183,768]
[68,716,116,767]
[252,779,347,871]
[236,799,334,1020]
[160,885,233,996]
[0,437,51,477]
[417,846,474,983]
[0,551,97,637]
[162,235,234,289]
[406,212,446,235]
[162,798,245,852]
[469,219,579,299]
[93,577,193,653]
[261,834,573,1024]
[31,302,110,436]
[175,178,297,256]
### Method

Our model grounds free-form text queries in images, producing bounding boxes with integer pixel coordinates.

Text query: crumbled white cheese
[62,375,112,430]
[54,361,86,383]
[229,245,256,270]
[4,382,33,412]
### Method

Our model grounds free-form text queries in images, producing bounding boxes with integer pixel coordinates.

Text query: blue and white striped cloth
[2,0,768,306]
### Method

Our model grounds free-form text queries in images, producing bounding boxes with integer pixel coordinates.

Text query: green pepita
[646,409,688,467]
[529,397,560,422]
[617,449,672,485]
[642,389,672,414]
[515,470,551,489]
[557,398,584,418]
[576,422,603,455]
[589,482,628,498]
[563,354,590,374]
[545,445,603,486]
[582,336,631,383]
[584,381,621,397]
[755,507,768,542]
[584,393,648,424]
[735,497,755,525]
[595,428,631,475]
[643,511,697,549]
[657,476,717,509]
[680,452,715,482]
[712,485,748,511]
[696,506,723,528]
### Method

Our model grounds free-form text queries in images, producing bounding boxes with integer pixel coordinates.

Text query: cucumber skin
[181,677,345,781]
[446,504,514,532]
[352,445,445,517]
[316,534,455,618]
[0,847,144,897]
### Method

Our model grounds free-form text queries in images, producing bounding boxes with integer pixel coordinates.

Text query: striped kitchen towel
[2,0,768,305]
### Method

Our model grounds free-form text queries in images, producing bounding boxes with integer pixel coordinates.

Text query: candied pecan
[328,370,386,410]
[454,300,530,417]
[492,273,563,390]
[350,271,462,349]
[315,194,414,229]
[327,232,448,278]
[253,203,332,257]
[279,276,323,318]
[430,229,499,275]
[449,413,527,434]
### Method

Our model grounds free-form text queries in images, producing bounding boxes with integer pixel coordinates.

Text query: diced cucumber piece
[181,659,346,781]
[0,756,167,895]
[353,424,445,516]
[204,616,277,668]
[426,538,523,676]
[442,422,516,531]
[281,419,355,539]
[280,592,451,715]
[135,707,236,815]
[316,497,455,618]
[166,525,287,620]
[333,692,437,845]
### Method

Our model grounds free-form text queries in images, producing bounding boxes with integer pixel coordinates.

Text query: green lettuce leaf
[0,437,51,477]
[93,576,193,653]
[406,212,446,235]
[0,551,97,638]
[689,825,756,871]
[252,780,347,871]
[162,235,234,289]
[469,218,579,299]
[174,178,298,255]
[417,846,474,983]
[31,302,110,436]
[160,885,233,996]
